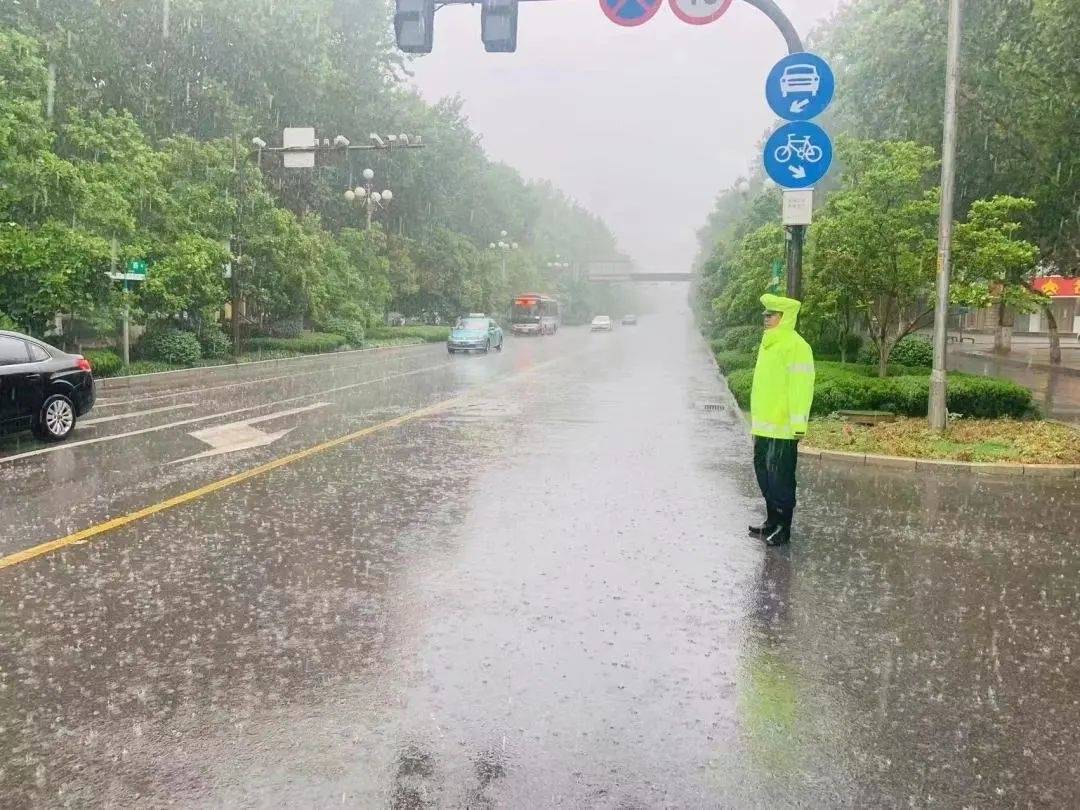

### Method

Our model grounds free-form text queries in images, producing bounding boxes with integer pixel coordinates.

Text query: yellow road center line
[0,394,467,572]
[0,346,593,572]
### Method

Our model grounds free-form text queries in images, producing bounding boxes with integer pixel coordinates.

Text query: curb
[802,446,1080,479]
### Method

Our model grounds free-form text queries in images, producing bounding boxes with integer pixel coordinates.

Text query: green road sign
[770,260,783,293]
[128,259,148,275]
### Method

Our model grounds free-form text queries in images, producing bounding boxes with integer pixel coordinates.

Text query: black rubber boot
[748,508,779,536]
[763,523,791,546]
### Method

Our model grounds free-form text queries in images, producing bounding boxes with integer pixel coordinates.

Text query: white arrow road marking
[171,402,329,463]
[78,403,196,429]
[790,99,810,114]
[789,165,807,180]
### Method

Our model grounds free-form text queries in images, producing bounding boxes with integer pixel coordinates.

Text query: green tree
[952,196,1043,357]
[819,0,1079,272]
[810,139,939,377]
[0,222,111,334]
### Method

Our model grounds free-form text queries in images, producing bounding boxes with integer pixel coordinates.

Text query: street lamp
[490,232,518,279]
[345,168,393,228]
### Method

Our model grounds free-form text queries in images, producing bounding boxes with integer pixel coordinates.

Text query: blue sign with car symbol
[765,52,835,122]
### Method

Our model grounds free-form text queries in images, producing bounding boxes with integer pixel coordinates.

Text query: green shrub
[199,328,232,359]
[714,324,763,353]
[319,316,365,346]
[366,325,450,343]
[137,328,202,366]
[946,375,1034,418]
[262,319,304,339]
[0,312,18,331]
[243,332,348,355]
[811,331,863,358]
[725,367,753,408]
[84,349,123,377]
[720,359,1032,419]
[858,335,934,368]
[713,350,757,375]
[123,360,177,376]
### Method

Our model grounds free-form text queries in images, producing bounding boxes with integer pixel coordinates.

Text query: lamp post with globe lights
[345,168,394,229]
[489,231,519,280]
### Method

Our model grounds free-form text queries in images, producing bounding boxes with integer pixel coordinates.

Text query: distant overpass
[585,261,691,283]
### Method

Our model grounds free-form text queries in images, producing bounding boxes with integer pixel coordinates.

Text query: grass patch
[804,417,1080,465]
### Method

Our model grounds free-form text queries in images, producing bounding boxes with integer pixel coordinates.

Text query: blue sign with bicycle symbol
[763,121,832,189]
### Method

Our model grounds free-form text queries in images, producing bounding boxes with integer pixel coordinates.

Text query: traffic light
[481,0,518,53]
[395,0,435,54]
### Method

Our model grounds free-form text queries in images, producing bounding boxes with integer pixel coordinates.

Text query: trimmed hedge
[366,325,451,343]
[84,349,123,378]
[243,332,348,354]
[137,328,202,366]
[713,349,757,375]
[717,352,1034,419]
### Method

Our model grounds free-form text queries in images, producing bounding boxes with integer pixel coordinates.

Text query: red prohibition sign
[599,0,664,28]
[669,0,734,26]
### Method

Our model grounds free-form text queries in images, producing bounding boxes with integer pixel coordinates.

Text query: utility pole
[928,0,963,432]
[232,135,244,358]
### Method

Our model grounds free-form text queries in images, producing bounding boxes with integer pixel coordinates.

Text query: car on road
[780,63,821,97]
[590,315,613,332]
[0,330,95,441]
[621,314,638,326]
[448,315,504,354]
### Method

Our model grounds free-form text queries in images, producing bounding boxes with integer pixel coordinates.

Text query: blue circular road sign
[599,0,663,27]
[763,121,833,189]
[765,52,835,121]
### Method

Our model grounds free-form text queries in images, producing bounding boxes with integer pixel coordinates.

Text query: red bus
[510,294,561,336]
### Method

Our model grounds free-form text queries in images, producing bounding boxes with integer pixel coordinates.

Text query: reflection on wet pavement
[0,292,1077,806]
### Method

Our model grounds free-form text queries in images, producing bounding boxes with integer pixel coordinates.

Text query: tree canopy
[0,4,630,342]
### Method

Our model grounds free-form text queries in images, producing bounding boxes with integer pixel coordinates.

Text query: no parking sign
[598,0,663,27]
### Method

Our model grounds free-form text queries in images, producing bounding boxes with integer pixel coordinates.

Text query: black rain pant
[753,436,799,528]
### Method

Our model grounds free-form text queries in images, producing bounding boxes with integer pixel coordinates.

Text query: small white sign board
[782,189,814,226]
[283,127,316,168]
[108,272,146,282]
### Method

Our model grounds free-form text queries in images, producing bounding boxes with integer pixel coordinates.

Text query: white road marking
[95,344,433,409]
[171,403,329,463]
[0,361,453,464]
[78,403,196,428]
[244,402,329,425]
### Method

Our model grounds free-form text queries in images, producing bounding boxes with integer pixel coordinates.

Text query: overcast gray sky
[411,0,844,273]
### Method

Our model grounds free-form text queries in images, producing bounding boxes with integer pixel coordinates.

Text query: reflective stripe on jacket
[750,294,815,439]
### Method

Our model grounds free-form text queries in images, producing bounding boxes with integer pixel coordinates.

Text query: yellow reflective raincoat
[750,294,815,439]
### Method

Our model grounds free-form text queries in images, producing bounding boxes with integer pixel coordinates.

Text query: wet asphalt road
[1,297,1079,808]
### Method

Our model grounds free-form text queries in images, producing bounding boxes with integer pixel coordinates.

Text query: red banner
[1032,276,1080,297]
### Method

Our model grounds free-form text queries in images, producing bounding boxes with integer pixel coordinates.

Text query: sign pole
[928,0,963,433]
[786,226,804,299]
[122,278,131,366]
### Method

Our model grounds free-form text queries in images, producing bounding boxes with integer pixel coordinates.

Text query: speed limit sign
[669,0,733,25]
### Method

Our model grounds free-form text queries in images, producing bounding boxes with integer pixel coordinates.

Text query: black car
[0,331,96,441]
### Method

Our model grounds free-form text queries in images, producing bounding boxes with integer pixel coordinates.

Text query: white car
[590,315,613,332]
[780,64,821,97]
